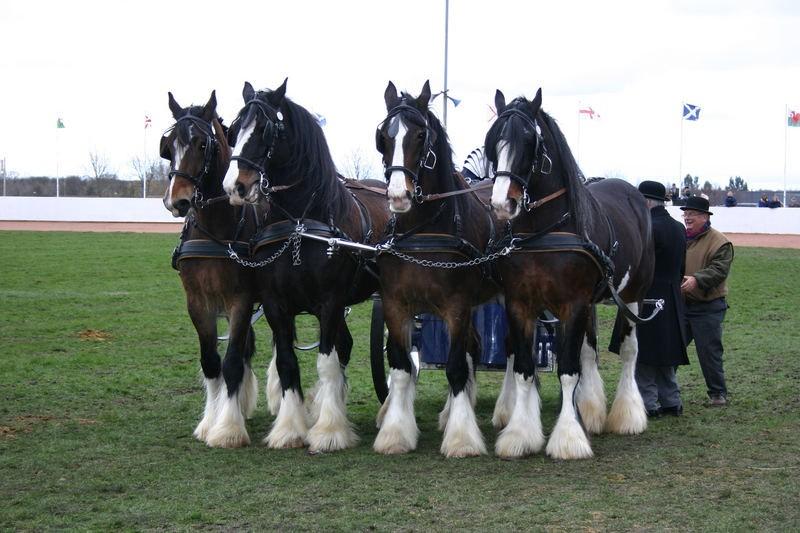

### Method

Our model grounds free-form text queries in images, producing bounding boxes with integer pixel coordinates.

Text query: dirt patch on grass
[78,329,112,341]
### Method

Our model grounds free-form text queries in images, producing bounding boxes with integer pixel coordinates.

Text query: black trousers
[685,298,728,397]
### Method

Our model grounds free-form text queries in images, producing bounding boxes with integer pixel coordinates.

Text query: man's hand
[681,275,698,294]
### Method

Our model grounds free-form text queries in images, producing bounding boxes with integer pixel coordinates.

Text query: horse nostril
[235,183,246,198]
[174,199,190,216]
[404,190,412,201]
[507,198,518,213]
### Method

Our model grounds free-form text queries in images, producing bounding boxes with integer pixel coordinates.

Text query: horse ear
[243,81,255,102]
[375,129,383,153]
[270,77,288,105]
[530,88,542,113]
[160,135,171,161]
[417,80,432,108]
[384,81,399,110]
[494,90,506,114]
[168,92,183,119]
[202,90,217,119]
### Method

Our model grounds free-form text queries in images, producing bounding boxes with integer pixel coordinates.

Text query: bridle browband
[229,98,291,197]
[379,103,438,203]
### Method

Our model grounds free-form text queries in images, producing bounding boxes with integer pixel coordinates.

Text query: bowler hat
[680,196,713,215]
[638,181,666,201]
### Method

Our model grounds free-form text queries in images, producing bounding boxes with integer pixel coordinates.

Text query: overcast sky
[2,0,799,190]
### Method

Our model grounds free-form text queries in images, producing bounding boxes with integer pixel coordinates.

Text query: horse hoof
[307,428,359,453]
[495,429,544,459]
[441,444,485,458]
[264,433,306,449]
[205,430,251,449]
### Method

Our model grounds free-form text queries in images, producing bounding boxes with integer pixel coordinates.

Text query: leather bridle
[377,103,438,203]
[229,98,288,197]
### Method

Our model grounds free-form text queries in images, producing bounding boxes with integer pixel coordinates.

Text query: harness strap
[525,187,567,210]
[344,180,388,196]
[417,179,494,202]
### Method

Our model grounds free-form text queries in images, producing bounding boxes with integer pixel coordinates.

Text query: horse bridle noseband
[492,108,553,210]
[229,98,287,196]
[378,103,438,203]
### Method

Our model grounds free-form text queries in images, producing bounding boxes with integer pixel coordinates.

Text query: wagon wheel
[370,296,389,404]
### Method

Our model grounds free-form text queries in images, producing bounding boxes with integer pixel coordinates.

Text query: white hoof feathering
[606,317,648,435]
[466,354,477,407]
[438,393,452,431]
[265,389,308,449]
[194,375,223,442]
[492,353,517,429]
[307,351,358,452]
[495,372,545,459]
[241,364,259,419]
[205,387,250,448]
[441,391,486,458]
[546,373,593,460]
[576,337,607,434]
[266,350,282,416]
[374,369,419,454]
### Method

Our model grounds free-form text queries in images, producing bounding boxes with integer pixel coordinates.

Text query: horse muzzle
[491,197,520,221]
[388,190,413,213]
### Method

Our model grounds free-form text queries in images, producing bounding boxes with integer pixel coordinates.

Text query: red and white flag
[144,115,152,129]
[579,106,599,119]
[788,110,800,128]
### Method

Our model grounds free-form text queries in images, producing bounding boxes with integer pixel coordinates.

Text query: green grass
[1,231,799,531]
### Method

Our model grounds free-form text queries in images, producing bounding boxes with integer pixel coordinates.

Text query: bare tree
[88,151,114,179]
[339,149,381,180]
[132,156,170,197]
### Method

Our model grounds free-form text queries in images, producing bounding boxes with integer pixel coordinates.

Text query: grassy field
[1,231,799,531]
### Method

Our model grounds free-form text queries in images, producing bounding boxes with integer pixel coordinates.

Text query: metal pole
[2,158,6,197]
[55,130,60,198]
[678,102,684,186]
[784,104,788,206]
[443,0,449,128]
[143,117,148,199]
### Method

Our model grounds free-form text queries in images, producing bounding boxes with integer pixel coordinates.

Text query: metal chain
[376,239,518,269]
[226,225,305,268]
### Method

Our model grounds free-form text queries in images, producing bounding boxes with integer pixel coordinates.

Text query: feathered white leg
[492,353,517,429]
[495,372,545,458]
[194,375,223,442]
[440,390,486,458]
[240,363,258,419]
[266,348,281,416]
[374,369,418,454]
[265,389,307,449]
[606,306,648,434]
[439,354,477,431]
[546,373,593,459]
[307,350,358,452]
[206,383,250,448]
[576,336,607,434]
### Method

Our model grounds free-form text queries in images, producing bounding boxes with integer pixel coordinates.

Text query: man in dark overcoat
[635,181,689,417]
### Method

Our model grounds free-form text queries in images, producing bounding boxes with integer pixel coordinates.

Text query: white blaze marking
[491,141,513,208]
[387,122,409,201]
[166,139,188,211]
[223,121,255,193]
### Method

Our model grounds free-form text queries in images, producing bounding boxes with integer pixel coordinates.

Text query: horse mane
[536,110,594,235]
[262,91,350,221]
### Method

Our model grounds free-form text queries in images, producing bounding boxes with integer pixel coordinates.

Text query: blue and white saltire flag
[683,103,701,121]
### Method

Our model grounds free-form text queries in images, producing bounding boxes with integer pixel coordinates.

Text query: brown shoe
[708,394,728,407]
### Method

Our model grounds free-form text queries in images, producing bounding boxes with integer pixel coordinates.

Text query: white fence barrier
[0,197,798,234]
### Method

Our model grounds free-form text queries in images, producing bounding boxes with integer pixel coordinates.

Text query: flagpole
[679,102,684,186]
[442,0,449,128]
[143,115,148,199]
[576,104,582,163]
[784,104,788,206]
[55,126,60,198]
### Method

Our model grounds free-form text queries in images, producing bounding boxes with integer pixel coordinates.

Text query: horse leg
[187,306,223,443]
[307,321,353,427]
[240,324,258,419]
[495,311,545,459]
[306,306,358,453]
[575,309,607,434]
[206,303,255,448]
[606,304,648,434]
[374,303,419,454]
[493,301,517,429]
[264,308,308,449]
[546,304,593,460]
[440,307,486,458]
[266,342,281,416]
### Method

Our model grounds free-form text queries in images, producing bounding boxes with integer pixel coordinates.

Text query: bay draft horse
[373,81,501,457]
[223,79,390,453]
[161,91,264,448]
[485,88,654,459]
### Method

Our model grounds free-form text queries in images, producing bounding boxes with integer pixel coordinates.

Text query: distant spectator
[724,191,737,207]
[789,196,800,208]
[758,193,770,207]
[769,195,783,208]
[670,183,680,202]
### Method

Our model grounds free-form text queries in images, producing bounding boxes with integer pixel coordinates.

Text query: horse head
[376,80,450,213]
[484,88,554,221]
[223,79,290,205]
[161,91,229,217]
